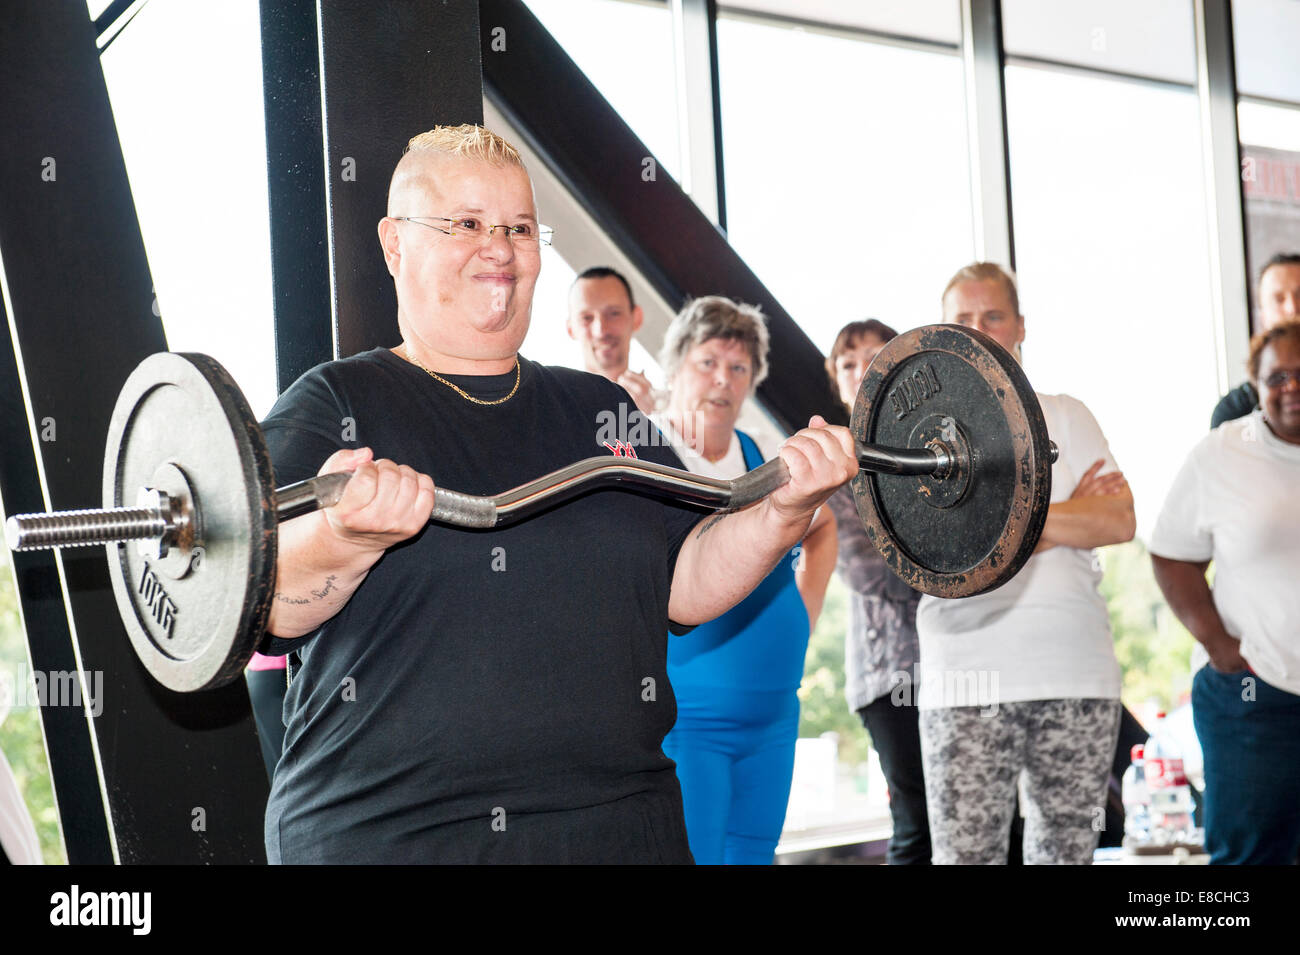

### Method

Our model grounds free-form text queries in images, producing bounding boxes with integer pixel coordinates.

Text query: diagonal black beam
[93,0,136,37]
[95,0,152,54]
[0,0,266,863]
[479,0,844,432]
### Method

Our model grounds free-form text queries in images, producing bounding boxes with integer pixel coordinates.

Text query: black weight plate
[103,353,276,692]
[850,324,1052,598]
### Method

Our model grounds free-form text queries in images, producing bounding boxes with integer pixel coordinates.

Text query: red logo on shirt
[604,441,638,458]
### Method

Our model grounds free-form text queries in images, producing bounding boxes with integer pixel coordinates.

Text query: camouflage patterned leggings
[919,698,1121,865]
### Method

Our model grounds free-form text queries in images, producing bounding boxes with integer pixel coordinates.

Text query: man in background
[567,266,656,414]
[1211,252,1300,428]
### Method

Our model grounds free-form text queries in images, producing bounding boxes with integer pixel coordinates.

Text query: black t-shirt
[259,348,703,863]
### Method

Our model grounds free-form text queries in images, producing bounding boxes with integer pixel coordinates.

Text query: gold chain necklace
[404,345,521,406]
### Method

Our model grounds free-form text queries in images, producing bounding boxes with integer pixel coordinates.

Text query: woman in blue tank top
[652,296,837,864]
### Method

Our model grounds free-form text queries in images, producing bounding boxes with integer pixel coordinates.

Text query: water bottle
[1145,712,1195,844]
[1121,744,1151,845]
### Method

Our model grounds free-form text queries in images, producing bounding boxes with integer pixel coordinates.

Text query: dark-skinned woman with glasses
[1151,320,1300,864]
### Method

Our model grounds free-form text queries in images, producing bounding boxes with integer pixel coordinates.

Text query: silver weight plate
[103,353,277,693]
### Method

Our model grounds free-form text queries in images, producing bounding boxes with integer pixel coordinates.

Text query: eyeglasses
[390,216,553,247]
[1261,368,1300,389]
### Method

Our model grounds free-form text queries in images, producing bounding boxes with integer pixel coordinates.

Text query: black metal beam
[704,0,728,233]
[0,0,266,863]
[480,0,844,431]
[0,299,114,866]
[318,0,485,359]
[95,0,153,55]
[92,0,136,38]
[259,0,334,392]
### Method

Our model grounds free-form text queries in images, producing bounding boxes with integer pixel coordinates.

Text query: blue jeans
[1192,665,1300,865]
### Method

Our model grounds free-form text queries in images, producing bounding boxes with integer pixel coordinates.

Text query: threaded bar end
[5,507,166,552]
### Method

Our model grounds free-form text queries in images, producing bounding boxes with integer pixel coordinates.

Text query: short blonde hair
[659,295,770,390]
[403,124,525,167]
[942,262,1021,316]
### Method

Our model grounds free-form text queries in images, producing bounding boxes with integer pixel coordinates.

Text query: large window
[720,0,961,44]
[717,14,975,349]
[1003,63,1210,717]
[717,9,974,846]
[100,0,277,418]
[1233,0,1300,105]
[1240,101,1300,152]
[524,0,681,183]
[1004,64,1217,543]
[518,0,683,388]
[1001,0,1196,85]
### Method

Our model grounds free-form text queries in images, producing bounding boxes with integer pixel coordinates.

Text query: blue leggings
[663,687,800,865]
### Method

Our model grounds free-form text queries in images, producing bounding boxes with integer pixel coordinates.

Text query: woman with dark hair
[818,318,931,865]
[1151,320,1300,864]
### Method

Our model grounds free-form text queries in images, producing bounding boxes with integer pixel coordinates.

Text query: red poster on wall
[1242,144,1300,334]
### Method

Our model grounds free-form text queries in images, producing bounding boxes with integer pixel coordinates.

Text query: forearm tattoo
[274,574,340,605]
[694,511,730,540]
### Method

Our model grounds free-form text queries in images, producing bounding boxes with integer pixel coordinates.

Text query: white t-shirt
[649,417,824,531]
[916,393,1123,709]
[650,415,782,480]
[1148,411,1300,695]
